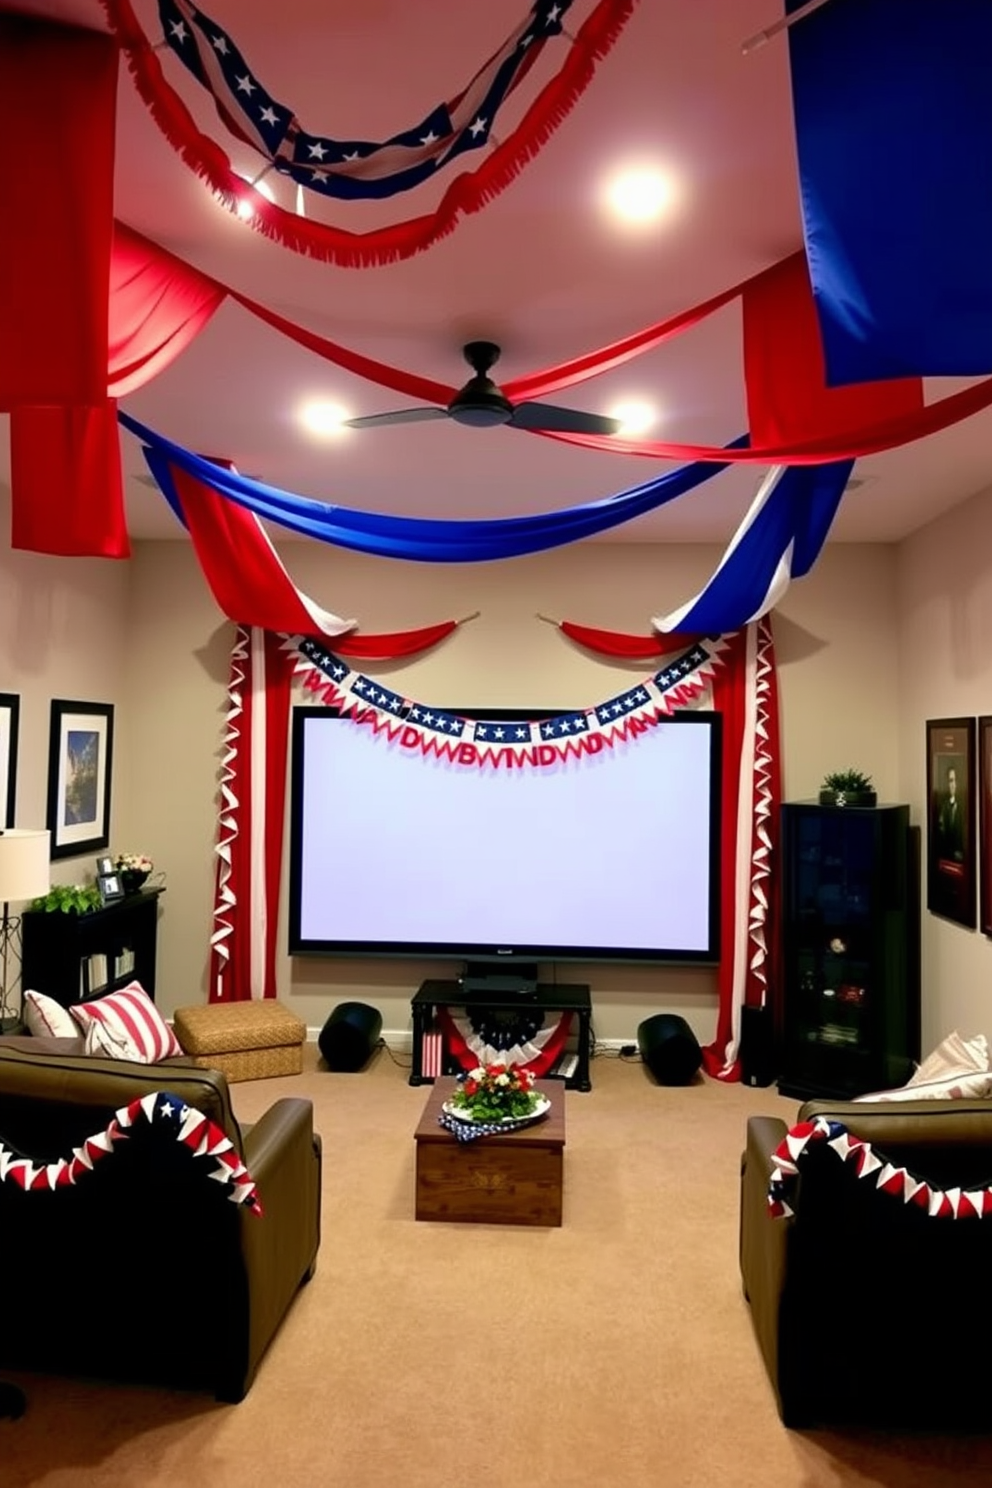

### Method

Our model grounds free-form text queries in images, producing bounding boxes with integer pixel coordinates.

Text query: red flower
[464,1078,478,1095]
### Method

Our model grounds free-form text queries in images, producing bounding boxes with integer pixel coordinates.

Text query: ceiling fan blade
[343,407,449,429]
[508,402,622,436]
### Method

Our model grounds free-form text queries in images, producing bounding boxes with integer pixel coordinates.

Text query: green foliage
[31,883,102,915]
[821,768,874,793]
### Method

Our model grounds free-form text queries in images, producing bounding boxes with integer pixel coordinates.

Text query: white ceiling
[3,0,991,546]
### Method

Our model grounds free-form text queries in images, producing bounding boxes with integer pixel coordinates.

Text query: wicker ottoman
[173,1001,306,1082]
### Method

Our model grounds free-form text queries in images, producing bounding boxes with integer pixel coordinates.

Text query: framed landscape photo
[926,717,976,929]
[46,700,114,861]
[979,717,992,938]
[0,692,19,829]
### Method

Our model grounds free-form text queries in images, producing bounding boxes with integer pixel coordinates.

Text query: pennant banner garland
[0,1090,262,1213]
[159,0,576,201]
[769,1116,992,1222]
[293,633,726,769]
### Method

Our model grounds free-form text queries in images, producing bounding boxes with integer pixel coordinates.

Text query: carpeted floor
[4,1043,992,1487]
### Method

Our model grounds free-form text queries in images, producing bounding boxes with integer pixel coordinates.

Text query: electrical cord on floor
[378,1038,412,1070]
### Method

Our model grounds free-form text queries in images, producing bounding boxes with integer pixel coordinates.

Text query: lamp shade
[0,829,51,902]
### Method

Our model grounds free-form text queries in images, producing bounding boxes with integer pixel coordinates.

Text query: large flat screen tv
[288,706,721,966]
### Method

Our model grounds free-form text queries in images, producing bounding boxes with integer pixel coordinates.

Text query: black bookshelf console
[411,980,593,1091]
[20,888,165,1009]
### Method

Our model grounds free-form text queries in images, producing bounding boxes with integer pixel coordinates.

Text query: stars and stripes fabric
[158,0,573,200]
[437,1006,572,1077]
[768,1116,992,1222]
[0,1091,262,1213]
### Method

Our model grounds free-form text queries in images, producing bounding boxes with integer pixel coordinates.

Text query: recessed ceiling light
[608,400,657,436]
[602,166,678,225]
[299,400,351,437]
[234,173,276,221]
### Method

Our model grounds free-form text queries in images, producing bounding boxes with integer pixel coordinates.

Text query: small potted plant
[31,884,102,914]
[819,769,876,808]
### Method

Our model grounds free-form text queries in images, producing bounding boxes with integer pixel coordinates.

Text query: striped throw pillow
[69,981,181,1064]
[23,989,79,1039]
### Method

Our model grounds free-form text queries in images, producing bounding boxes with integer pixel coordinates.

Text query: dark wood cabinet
[779,804,920,1100]
[20,888,164,1008]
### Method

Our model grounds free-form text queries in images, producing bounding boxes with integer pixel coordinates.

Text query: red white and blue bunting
[158,0,576,201]
[437,1005,572,1078]
[768,1116,992,1221]
[291,633,726,769]
[0,1090,262,1213]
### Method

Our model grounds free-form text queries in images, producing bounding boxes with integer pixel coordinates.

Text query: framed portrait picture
[95,855,114,878]
[926,717,976,929]
[46,700,114,861]
[0,692,19,829]
[979,717,992,938]
[97,872,124,905]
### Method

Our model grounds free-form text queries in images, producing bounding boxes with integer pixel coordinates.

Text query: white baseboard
[302,1027,637,1056]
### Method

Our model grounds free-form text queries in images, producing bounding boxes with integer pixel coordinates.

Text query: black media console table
[410,980,593,1091]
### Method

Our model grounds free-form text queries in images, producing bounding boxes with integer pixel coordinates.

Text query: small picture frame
[95,854,114,877]
[97,872,124,905]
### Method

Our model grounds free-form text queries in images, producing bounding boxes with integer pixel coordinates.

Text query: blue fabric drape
[788,0,992,383]
[120,410,741,560]
[120,413,852,632]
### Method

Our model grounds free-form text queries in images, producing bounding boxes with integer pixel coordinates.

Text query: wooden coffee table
[414,1077,565,1226]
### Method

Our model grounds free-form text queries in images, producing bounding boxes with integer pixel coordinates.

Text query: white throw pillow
[23,989,78,1039]
[854,1030,992,1103]
[69,981,181,1064]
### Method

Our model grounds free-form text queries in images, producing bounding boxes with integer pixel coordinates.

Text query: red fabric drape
[109,225,225,397]
[742,252,923,448]
[10,402,128,559]
[0,17,117,409]
[703,628,748,1080]
[210,629,293,1001]
[558,620,701,658]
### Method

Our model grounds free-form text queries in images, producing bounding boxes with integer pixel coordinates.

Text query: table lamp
[0,828,51,1029]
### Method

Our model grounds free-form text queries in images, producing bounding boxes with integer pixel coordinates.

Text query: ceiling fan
[343,341,622,436]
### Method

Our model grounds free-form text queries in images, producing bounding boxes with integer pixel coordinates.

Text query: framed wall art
[46,700,114,861]
[926,716,976,930]
[0,692,19,829]
[979,716,992,938]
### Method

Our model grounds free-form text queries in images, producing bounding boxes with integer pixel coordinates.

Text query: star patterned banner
[292,633,726,768]
[158,0,574,200]
[0,1090,262,1213]
[768,1116,992,1221]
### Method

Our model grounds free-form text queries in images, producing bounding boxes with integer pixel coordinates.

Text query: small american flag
[421,1032,444,1080]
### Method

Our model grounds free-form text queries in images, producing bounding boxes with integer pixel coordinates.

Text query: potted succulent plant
[819,769,877,808]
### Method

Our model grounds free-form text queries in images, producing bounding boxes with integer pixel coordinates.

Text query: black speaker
[318,1001,383,1072]
[636,1013,702,1086]
[740,1004,776,1087]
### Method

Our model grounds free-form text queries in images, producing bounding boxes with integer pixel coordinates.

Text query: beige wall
[116,536,901,1045]
[0,495,130,877]
[897,478,992,1052]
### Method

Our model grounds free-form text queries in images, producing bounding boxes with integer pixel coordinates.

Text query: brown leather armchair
[740,1097,992,1428]
[0,1038,321,1402]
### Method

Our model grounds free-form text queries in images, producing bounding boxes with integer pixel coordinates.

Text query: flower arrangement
[449,1062,540,1122]
[115,853,153,874]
